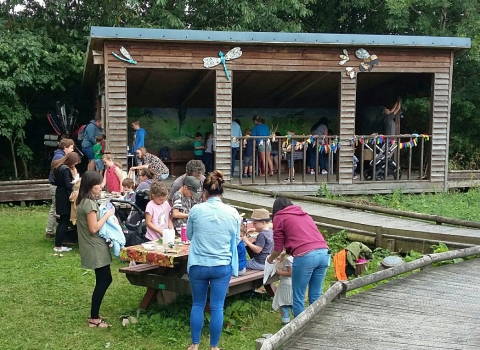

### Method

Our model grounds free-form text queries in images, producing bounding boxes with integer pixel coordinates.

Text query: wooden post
[386,238,396,252]
[375,226,383,248]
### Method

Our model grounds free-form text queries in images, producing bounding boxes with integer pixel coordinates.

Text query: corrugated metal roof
[89,26,471,49]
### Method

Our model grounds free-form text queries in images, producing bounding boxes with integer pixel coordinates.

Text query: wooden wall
[215,70,233,179]
[98,41,453,188]
[103,46,128,169]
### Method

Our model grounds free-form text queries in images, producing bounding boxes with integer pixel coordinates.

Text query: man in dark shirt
[382,96,402,136]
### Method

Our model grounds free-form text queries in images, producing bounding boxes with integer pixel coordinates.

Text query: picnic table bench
[119,243,278,309]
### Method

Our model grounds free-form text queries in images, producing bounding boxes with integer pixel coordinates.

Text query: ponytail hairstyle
[203,170,225,198]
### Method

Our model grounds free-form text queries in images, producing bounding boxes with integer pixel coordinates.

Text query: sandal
[88,319,112,328]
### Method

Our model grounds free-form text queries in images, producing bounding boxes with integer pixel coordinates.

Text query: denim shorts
[82,146,95,161]
[94,159,104,170]
[257,143,272,153]
[244,156,253,166]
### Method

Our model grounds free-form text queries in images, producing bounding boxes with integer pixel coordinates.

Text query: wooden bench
[119,264,278,309]
[160,150,193,176]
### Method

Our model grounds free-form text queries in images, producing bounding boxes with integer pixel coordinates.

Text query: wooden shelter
[83,26,470,194]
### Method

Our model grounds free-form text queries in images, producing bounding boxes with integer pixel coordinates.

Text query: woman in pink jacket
[267,197,330,317]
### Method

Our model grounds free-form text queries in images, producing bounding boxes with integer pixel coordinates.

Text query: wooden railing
[236,135,339,184]
[256,246,480,350]
[358,133,432,181]
[0,179,51,202]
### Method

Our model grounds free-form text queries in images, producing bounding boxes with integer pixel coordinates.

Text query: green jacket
[345,242,373,267]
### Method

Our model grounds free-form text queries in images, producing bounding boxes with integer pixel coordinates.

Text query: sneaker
[283,177,295,182]
[247,174,252,178]
[321,170,328,175]
[45,232,55,239]
[54,246,72,252]
[353,175,358,180]
[310,170,315,175]
[242,174,248,178]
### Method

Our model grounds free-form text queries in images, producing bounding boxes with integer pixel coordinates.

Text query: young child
[242,208,273,270]
[145,181,173,241]
[193,132,204,160]
[93,135,104,174]
[171,176,202,235]
[242,128,253,178]
[272,252,293,325]
[203,132,214,174]
[282,131,299,182]
[237,220,248,276]
[101,154,123,193]
[353,154,359,180]
[122,178,135,203]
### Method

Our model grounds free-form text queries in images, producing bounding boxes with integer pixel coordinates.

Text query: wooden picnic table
[119,242,279,309]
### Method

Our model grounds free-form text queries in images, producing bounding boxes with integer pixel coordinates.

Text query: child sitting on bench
[242,208,273,270]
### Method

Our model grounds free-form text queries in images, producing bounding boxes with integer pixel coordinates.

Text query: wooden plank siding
[101,41,454,186]
[104,45,128,170]
[215,70,233,179]
[339,74,356,184]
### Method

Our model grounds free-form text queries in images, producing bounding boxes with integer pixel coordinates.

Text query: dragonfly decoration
[112,47,137,65]
[203,47,242,81]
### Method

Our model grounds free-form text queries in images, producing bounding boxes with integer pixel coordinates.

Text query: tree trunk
[20,137,29,179]
[9,138,18,179]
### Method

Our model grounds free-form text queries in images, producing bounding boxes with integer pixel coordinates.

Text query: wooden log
[259,282,344,350]
[225,184,480,229]
[427,246,480,264]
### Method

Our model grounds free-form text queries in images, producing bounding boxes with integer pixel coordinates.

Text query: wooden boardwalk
[281,258,480,350]
[223,189,480,247]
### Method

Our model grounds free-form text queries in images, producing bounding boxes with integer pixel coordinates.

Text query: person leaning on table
[267,196,330,318]
[186,170,241,350]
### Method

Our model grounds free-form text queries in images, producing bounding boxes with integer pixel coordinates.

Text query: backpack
[77,125,87,141]
[159,146,170,161]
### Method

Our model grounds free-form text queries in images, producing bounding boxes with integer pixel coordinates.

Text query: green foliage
[430,242,465,266]
[369,188,480,222]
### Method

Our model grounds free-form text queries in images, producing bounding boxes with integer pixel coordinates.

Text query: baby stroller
[110,189,150,246]
[363,141,401,181]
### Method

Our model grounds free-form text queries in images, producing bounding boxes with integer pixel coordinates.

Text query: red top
[273,205,328,257]
[105,164,120,192]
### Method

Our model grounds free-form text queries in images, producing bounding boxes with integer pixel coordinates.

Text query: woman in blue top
[186,170,241,350]
[251,115,274,176]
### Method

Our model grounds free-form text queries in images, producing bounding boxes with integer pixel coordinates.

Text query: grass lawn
[0,205,333,350]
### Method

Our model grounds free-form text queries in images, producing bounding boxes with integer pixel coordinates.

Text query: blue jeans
[231,147,238,176]
[189,264,232,347]
[319,153,328,172]
[292,249,329,317]
[306,143,315,169]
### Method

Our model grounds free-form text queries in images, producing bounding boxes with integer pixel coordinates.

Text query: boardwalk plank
[281,259,480,350]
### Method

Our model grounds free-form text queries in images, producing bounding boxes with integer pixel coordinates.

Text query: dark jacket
[48,149,66,184]
[54,165,74,216]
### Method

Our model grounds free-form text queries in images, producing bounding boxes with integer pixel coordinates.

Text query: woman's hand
[105,208,115,218]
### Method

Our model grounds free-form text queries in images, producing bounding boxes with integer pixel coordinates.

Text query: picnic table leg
[139,288,159,310]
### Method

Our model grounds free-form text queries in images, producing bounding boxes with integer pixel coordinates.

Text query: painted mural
[128,108,338,152]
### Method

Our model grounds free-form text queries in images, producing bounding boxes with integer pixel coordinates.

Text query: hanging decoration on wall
[345,67,357,79]
[111,47,137,65]
[203,47,242,81]
[355,48,379,72]
[340,48,380,78]
[338,49,350,65]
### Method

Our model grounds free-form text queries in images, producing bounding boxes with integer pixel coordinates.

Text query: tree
[0,23,83,178]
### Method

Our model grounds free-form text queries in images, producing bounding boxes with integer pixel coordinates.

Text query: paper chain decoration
[349,134,430,149]
[242,133,429,155]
